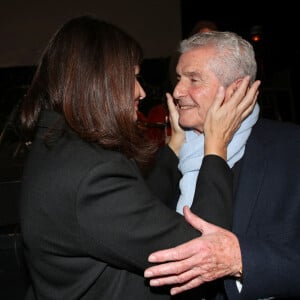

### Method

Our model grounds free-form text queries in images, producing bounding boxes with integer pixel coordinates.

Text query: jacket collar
[38,110,63,129]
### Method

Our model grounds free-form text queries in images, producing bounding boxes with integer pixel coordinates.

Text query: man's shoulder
[252,118,300,140]
[247,118,300,155]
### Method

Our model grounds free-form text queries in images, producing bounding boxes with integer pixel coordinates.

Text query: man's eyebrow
[184,71,202,78]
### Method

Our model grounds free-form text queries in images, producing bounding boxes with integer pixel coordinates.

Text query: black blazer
[20,111,232,300]
[224,118,300,300]
[151,118,300,300]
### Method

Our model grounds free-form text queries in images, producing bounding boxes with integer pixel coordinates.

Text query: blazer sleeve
[76,154,199,274]
[145,145,181,206]
[76,152,233,275]
[147,149,233,228]
[191,155,233,230]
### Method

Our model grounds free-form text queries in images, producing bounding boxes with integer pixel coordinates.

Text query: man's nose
[173,81,186,99]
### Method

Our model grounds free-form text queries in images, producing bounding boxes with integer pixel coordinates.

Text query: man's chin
[178,120,194,130]
[179,118,203,132]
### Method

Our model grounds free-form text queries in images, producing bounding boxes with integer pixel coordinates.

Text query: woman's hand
[166,93,185,156]
[204,76,261,160]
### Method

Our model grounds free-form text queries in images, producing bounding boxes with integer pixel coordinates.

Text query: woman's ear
[224,78,243,102]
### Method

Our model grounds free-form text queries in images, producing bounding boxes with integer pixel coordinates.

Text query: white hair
[179,31,257,86]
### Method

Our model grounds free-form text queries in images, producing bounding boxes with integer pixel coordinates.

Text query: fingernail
[144,270,153,277]
[148,255,156,262]
[150,280,159,286]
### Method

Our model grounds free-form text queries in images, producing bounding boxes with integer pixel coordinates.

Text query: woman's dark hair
[20,15,157,168]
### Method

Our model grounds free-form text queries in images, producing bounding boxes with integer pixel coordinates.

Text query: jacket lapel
[232,133,267,234]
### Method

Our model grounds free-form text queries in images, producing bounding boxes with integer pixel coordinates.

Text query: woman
[19,16,258,299]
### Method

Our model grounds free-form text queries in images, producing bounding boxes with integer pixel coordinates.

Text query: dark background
[180,2,299,75]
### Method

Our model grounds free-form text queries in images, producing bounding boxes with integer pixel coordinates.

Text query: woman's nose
[139,84,146,100]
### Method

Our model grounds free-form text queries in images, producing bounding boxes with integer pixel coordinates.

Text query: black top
[20,111,232,300]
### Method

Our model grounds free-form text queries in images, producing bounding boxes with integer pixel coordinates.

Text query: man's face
[173,46,221,134]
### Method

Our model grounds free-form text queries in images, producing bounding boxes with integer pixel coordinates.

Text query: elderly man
[145,31,300,300]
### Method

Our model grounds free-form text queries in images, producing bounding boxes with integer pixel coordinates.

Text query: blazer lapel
[232,135,267,234]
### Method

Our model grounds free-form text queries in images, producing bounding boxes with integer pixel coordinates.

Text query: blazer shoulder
[250,118,300,144]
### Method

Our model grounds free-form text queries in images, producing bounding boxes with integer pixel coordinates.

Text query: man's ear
[224,78,243,102]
